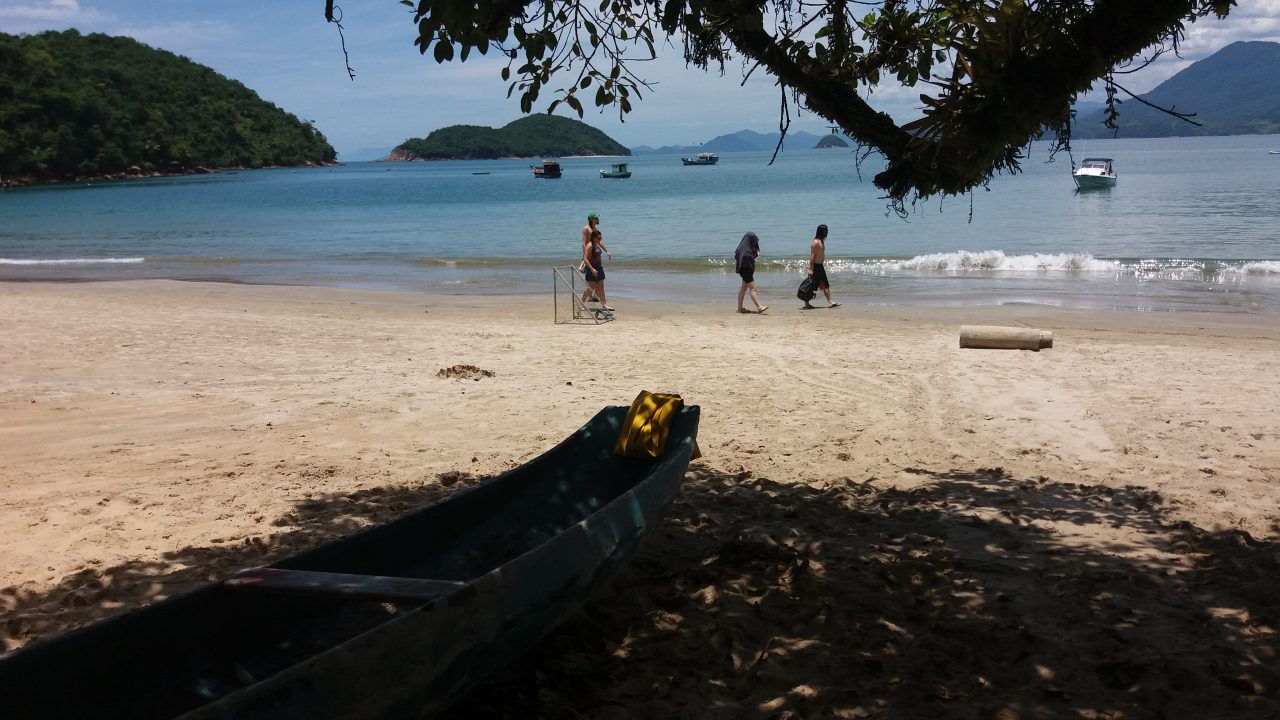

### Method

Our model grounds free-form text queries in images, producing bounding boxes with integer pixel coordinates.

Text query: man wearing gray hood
[734,232,768,314]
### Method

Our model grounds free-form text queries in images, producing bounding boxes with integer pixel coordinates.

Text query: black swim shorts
[812,263,829,289]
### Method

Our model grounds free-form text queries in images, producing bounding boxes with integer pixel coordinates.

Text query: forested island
[0,30,336,186]
[391,115,629,160]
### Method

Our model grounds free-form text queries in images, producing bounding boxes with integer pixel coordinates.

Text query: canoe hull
[0,405,700,720]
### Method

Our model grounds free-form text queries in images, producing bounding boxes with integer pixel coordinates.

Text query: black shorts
[585,265,605,282]
[738,269,755,284]
[812,263,829,289]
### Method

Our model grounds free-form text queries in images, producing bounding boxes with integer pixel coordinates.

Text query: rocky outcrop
[385,147,419,162]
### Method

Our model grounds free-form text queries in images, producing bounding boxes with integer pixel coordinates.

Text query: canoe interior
[0,405,700,720]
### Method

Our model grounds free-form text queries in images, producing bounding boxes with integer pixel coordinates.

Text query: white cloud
[1114,3,1280,92]
[0,0,103,27]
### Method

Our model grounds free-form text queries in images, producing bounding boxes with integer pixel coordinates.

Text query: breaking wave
[0,257,145,265]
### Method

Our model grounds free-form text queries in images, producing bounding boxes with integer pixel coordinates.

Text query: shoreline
[3,280,1279,715]
[4,257,1280,316]
[0,160,340,190]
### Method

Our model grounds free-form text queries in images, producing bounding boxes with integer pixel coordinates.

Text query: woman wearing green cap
[580,212,613,310]
[581,212,601,256]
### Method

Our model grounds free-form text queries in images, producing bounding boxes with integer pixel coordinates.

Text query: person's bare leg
[823,286,841,308]
[749,284,766,313]
[594,281,613,311]
[737,283,749,313]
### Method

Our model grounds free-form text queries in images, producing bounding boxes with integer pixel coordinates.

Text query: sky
[3,0,1280,160]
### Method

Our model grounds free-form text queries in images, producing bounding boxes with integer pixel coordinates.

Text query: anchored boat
[1073,157,1117,190]
[681,152,718,166]
[531,159,562,178]
[600,162,631,179]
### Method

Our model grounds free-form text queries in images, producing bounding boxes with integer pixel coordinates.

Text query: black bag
[797,276,817,302]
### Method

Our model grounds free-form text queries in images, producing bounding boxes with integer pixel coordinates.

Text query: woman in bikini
[581,227,613,311]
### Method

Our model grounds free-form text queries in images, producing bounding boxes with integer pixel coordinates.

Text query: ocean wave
[0,257,145,265]
[889,251,1122,273]
[1237,261,1280,275]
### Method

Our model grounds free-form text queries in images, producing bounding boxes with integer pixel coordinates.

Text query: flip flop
[757,306,769,314]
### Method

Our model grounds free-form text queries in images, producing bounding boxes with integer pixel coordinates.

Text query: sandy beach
[2,280,1279,718]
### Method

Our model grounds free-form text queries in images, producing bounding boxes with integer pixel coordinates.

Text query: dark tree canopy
[0,29,336,183]
[357,0,1236,209]
[397,114,631,159]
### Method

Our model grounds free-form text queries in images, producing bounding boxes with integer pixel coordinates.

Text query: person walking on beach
[580,212,613,308]
[582,227,614,311]
[581,211,601,255]
[804,224,841,309]
[734,231,768,314]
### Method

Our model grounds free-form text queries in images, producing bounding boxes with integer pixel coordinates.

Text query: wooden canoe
[0,405,700,719]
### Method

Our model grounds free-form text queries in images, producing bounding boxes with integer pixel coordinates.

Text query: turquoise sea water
[2,134,1279,313]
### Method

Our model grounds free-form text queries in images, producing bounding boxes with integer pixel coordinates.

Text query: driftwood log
[959,325,1054,351]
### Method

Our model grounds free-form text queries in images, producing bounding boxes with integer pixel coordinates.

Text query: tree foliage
[0,30,336,183]
[385,0,1236,210]
[397,114,630,159]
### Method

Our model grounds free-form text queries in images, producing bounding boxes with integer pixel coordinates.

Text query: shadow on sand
[3,465,1277,719]
[445,465,1279,720]
[0,472,481,651]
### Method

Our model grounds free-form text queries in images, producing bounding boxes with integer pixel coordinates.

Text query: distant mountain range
[632,128,849,155]
[373,124,850,162]
[357,42,1280,163]
[341,147,392,162]
[1074,41,1280,138]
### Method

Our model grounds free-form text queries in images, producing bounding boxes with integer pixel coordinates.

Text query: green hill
[395,115,630,160]
[1075,41,1280,138]
[0,29,336,184]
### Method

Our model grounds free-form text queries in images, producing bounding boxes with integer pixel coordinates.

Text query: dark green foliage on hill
[397,114,629,159]
[0,29,335,182]
[1075,41,1280,138]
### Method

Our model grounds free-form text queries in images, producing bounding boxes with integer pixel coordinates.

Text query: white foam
[0,257,145,265]
[892,250,1122,273]
[1239,261,1280,275]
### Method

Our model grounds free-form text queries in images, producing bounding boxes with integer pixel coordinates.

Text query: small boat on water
[0,404,701,720]
[1269,149,1280,155]
[681,151,719,166]
[531,159,562,178]
[1073,157,1117,190]
[600,162,631,179]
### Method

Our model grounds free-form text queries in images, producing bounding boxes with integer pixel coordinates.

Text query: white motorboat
[1073,157,1117,190]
